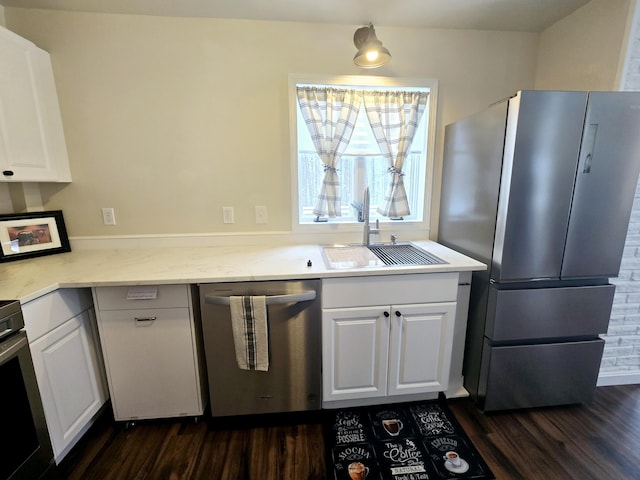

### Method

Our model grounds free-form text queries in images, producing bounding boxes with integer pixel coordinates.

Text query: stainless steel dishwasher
[198,279,321,417]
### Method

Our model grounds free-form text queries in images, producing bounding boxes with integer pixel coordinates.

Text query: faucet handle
[390,234,397,245]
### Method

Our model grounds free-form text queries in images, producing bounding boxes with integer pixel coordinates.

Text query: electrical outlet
[223,207,234,224]
[102,207,116,225]
[255,205,268,224]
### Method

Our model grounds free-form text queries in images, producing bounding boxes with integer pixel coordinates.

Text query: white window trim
[288,73,439,239]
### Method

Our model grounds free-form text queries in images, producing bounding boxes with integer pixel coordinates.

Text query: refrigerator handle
[581,124,598,174]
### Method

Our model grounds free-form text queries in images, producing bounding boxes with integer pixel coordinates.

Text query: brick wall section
[603,183,640,375]
[601,6,640,379]
[623,34,640,90]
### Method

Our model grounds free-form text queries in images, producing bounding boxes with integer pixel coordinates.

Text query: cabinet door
[29,309,108,462]
[387,302,456,396]
[322,306,389,402]
[97,308,202,420]
[0,27,70,182]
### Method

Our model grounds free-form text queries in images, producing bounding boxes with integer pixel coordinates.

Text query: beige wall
[535,0,630,90]
[5,9,538,239]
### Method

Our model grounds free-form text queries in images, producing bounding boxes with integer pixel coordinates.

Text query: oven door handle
[0,331,29,366]
[0,327,13,340]
[204,290,316,306]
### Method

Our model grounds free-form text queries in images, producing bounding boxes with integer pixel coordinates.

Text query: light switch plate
[102,207,116,225]
[255,205,268,224]
[223,207,234,224]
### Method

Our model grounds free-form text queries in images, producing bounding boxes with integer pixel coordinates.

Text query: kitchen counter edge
[0,241,486,304]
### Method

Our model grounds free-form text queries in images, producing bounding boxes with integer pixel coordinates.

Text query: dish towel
[230,295,269,371]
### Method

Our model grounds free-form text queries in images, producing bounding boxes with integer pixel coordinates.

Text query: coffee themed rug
[323,400,494,480]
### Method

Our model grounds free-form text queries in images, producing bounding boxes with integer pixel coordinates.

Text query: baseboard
[597,371,640,386]
[323,392,439,410]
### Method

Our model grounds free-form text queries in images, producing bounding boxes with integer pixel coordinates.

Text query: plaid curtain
[363,91,429,218]
[296,87,363,217]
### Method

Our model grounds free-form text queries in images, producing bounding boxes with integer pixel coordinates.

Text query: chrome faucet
[362,187,380,245]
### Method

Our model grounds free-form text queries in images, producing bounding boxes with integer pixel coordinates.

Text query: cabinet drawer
[23,288,93,342]
[94,284,189,310]
[322,273,458,309]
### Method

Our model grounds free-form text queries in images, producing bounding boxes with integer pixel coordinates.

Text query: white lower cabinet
[92,285,206,421]
[322,306,390,400]
[23,289,108,463]
[387,302,457,395]
[322,274,458,405]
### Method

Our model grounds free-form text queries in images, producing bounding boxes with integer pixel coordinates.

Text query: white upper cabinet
[0,26,71,182]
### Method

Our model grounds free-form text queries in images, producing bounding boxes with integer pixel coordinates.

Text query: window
[289,75,438,233]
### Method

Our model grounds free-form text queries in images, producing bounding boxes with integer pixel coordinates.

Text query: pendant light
[353,23,391,68]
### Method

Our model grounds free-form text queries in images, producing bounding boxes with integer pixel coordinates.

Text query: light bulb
[366,50,379,61]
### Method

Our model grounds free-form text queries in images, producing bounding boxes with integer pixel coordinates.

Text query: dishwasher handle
[204,290,316,306]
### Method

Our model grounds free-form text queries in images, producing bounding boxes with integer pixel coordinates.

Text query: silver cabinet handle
[204,290,316,306]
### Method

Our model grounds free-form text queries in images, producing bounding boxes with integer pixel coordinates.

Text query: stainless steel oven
[0,300,55,480]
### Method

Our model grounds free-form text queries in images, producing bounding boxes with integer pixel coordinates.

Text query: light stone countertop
[0,240,485,304]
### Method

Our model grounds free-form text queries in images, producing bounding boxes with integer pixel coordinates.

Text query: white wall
[4,8,538,240]
[535,0,630,90]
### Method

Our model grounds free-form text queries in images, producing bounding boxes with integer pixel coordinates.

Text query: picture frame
[0,210,71,263]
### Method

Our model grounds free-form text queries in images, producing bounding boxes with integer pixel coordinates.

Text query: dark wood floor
[449,385,640,480]
[59,385,640,480]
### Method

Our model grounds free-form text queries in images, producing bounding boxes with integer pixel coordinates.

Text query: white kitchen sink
[323,243,447,269]
[323,244,384,269]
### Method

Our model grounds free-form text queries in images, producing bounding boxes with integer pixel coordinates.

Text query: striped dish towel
[229,295,269,371]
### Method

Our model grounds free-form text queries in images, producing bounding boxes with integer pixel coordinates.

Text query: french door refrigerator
[438,90,640,411]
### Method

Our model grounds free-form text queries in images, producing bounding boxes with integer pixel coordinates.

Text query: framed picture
[0,210,71,263]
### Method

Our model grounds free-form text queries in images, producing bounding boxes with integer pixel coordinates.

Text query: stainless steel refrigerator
[438,90,640,411]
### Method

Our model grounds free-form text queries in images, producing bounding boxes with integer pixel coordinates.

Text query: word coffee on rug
[324,400,494,480]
